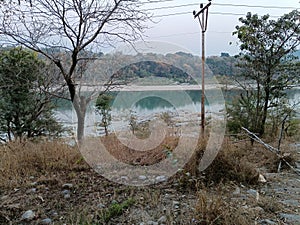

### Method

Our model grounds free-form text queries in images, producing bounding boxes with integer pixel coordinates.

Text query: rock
[120,176,129,181]
[147,221,158,225]
[247,189,259,201]
[258,174,267,183]
[31,182,38,186]
[259,219,276,225]
[253,206,264,213]
[279,213,300,223]
[233,187,241,195]
[62,183,73,189]
[247,189,257,196]
[172,201,180,209]
[157,215,167,224]
[62,190,70,195]
[279,199,299,207]
[138,175,147,180]
[64,194,71,199]
[155,175,167,182]
[22,210,35,220]
[40,218,52,224]
[26,188,37,194]
[97,203,105,208]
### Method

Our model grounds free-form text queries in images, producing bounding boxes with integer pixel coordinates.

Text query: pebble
[172,201,180,209]
[258,174,267,183]
[138,175,147,180]
[31,182,38,186]
[157,215,167,224]
[279,213,300,222]
[97,203,105,208]
[40,218,52,224]
[147,221,158,225]
[260,219,276,225]
[155,175,167,182]
[22,210,35,220]
[233,187,241,195]
[26,188,37,194]
[64,194,71,199]
[247,189,257,196]
[120,176,129,181]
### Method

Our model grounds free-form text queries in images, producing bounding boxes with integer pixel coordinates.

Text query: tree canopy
[228,10,300,136]
[0,0,151,142]
[0,47,63,141]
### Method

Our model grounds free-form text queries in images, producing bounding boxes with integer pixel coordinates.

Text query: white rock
[155,175,167,182]
[233,187,241,195]
[22,210,35,220]
[40,218,52,224]
[258,174,267,183]
[147,221,158,225]
[138,175,147,180]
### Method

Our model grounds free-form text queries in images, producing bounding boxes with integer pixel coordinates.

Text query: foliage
[206,54,239,76]
[0,0,151,142]
[101,198,135,223]
[229,10,300,136]
[0,47,63,141]
[129,110,138,135]
[95,94,113,136]
[117,60,196,84]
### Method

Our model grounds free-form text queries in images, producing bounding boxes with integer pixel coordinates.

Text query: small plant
[129,110,138,134]
[95,93,113,136]
[101,198,135,223]
[160,111,174,126]
[195,189,226,224]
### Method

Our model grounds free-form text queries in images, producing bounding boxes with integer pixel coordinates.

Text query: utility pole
[193,0,211,135]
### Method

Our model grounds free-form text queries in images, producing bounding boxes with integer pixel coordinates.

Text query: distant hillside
[116,60,196,84]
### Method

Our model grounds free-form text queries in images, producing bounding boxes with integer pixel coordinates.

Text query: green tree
[230,10,300,136]
[95,94,113,136]
[0,47,62,142]
[0,0,150,143]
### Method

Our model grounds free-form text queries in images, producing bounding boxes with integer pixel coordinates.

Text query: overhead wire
[153,11,283,18]
[146,2,298,18]
[144,2,299,11]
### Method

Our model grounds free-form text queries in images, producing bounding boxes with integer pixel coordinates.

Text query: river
[55,87,300,137]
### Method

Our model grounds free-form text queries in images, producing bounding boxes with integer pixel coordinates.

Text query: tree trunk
[261,79,271,136]
[73,95,87,145]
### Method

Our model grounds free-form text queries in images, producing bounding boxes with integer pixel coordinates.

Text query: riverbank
[0,137,299,224]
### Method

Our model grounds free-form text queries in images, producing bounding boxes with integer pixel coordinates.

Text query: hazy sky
[139,0,300,56]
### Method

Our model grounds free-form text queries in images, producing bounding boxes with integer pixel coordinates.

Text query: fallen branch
[241,127,300,176]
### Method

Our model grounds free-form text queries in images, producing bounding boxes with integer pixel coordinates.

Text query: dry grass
[0,133,296,224]
[0,140,86,188]
[195,187,252,225]
[179,137,259,186]
[100,134,179,166]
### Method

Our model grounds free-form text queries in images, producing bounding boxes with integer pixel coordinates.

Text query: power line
[145,2,299,11]
[213,3,298,10]
[153,11,283,18]
[145,3,198,11]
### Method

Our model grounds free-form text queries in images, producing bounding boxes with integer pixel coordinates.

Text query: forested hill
[115,60,196,84]
[87,51,237,84]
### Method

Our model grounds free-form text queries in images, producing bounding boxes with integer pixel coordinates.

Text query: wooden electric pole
[193,0,211,134]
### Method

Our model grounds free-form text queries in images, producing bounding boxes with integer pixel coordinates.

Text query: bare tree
[0,0,151,143]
